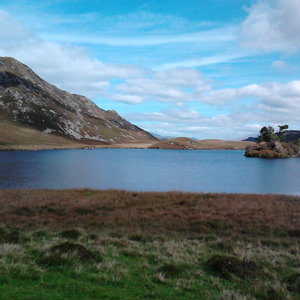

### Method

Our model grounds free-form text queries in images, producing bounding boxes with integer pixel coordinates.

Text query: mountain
[0,57,156,148]
[149,137,254,150]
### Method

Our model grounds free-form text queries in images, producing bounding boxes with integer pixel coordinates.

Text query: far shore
[0,141,252,151]
[0,120,254,151]
[0,142,154,151]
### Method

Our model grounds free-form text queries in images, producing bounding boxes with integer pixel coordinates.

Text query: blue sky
[0,0,300,139]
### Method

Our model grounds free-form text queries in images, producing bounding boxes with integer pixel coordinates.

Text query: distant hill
[150,132,175,140]
[243,130,300,143]
[242,137,258,142]
[281,130,300,142]
[0,57,156,149]
[149,137,254,150]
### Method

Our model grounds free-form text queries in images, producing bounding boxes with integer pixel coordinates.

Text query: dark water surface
[0,149,300,195]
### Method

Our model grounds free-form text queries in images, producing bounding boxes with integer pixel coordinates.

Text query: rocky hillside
[149,137,254,150]
[0,57,156,145]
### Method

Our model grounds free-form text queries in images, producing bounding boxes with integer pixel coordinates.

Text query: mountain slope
[0,57,156,146]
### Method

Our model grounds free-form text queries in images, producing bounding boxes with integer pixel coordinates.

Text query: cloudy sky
[0,0,299,139]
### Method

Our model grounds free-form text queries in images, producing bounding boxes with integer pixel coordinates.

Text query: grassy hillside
[0,189,299,299]
[0,119,154,150]
[149,137,255,150]
[0,119,86,150]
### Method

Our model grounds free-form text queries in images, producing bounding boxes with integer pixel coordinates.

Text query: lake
[0,149,300,195]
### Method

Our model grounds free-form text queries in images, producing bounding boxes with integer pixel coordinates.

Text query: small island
[245,125,300,158]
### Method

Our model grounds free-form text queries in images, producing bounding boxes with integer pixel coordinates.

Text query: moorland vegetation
[0,189,299,299]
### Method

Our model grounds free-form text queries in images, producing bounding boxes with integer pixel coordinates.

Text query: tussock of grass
[157,263,188,278]
[206,255,258,279]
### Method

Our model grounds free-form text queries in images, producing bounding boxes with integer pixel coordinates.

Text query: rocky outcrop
[245,141,299,158]
[0,57,156,144]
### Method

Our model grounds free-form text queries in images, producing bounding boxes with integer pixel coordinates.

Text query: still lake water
[0,149,300,195]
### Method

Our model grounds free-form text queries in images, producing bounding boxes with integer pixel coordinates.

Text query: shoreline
[0,142,153,151]
[0,143,250,151]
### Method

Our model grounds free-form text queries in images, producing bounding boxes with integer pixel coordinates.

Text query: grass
[0,119,85,150]
[149,137,254,150]
[0,189,299,299]
[0,189,299,235]
[0,119,153,150]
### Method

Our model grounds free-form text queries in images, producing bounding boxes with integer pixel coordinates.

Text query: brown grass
[0,119,84,150]
[149,137,254,150]
[0,189,299,235]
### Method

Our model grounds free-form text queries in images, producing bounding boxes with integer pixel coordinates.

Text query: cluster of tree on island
[258,124,289,143]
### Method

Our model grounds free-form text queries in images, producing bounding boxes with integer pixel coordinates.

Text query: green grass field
[0,228,299,299]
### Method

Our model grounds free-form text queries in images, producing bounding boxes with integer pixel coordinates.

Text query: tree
[277,124,289,141]
[278,124,289,134]
[257,126,279,143]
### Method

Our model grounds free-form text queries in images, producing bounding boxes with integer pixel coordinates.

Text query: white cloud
[126,107,202,123]
[158,52,249,70]
[125,79,300,139]
[126,108,265,140]
[200,81,300,108]
[0,10,34,46]
[42,27,235,47]
[108,68,210,104]
[108,94,145,104]
[240,0,300,53]
[271,60,288,70]
[271,60,298,73]
[0,9,144,98]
